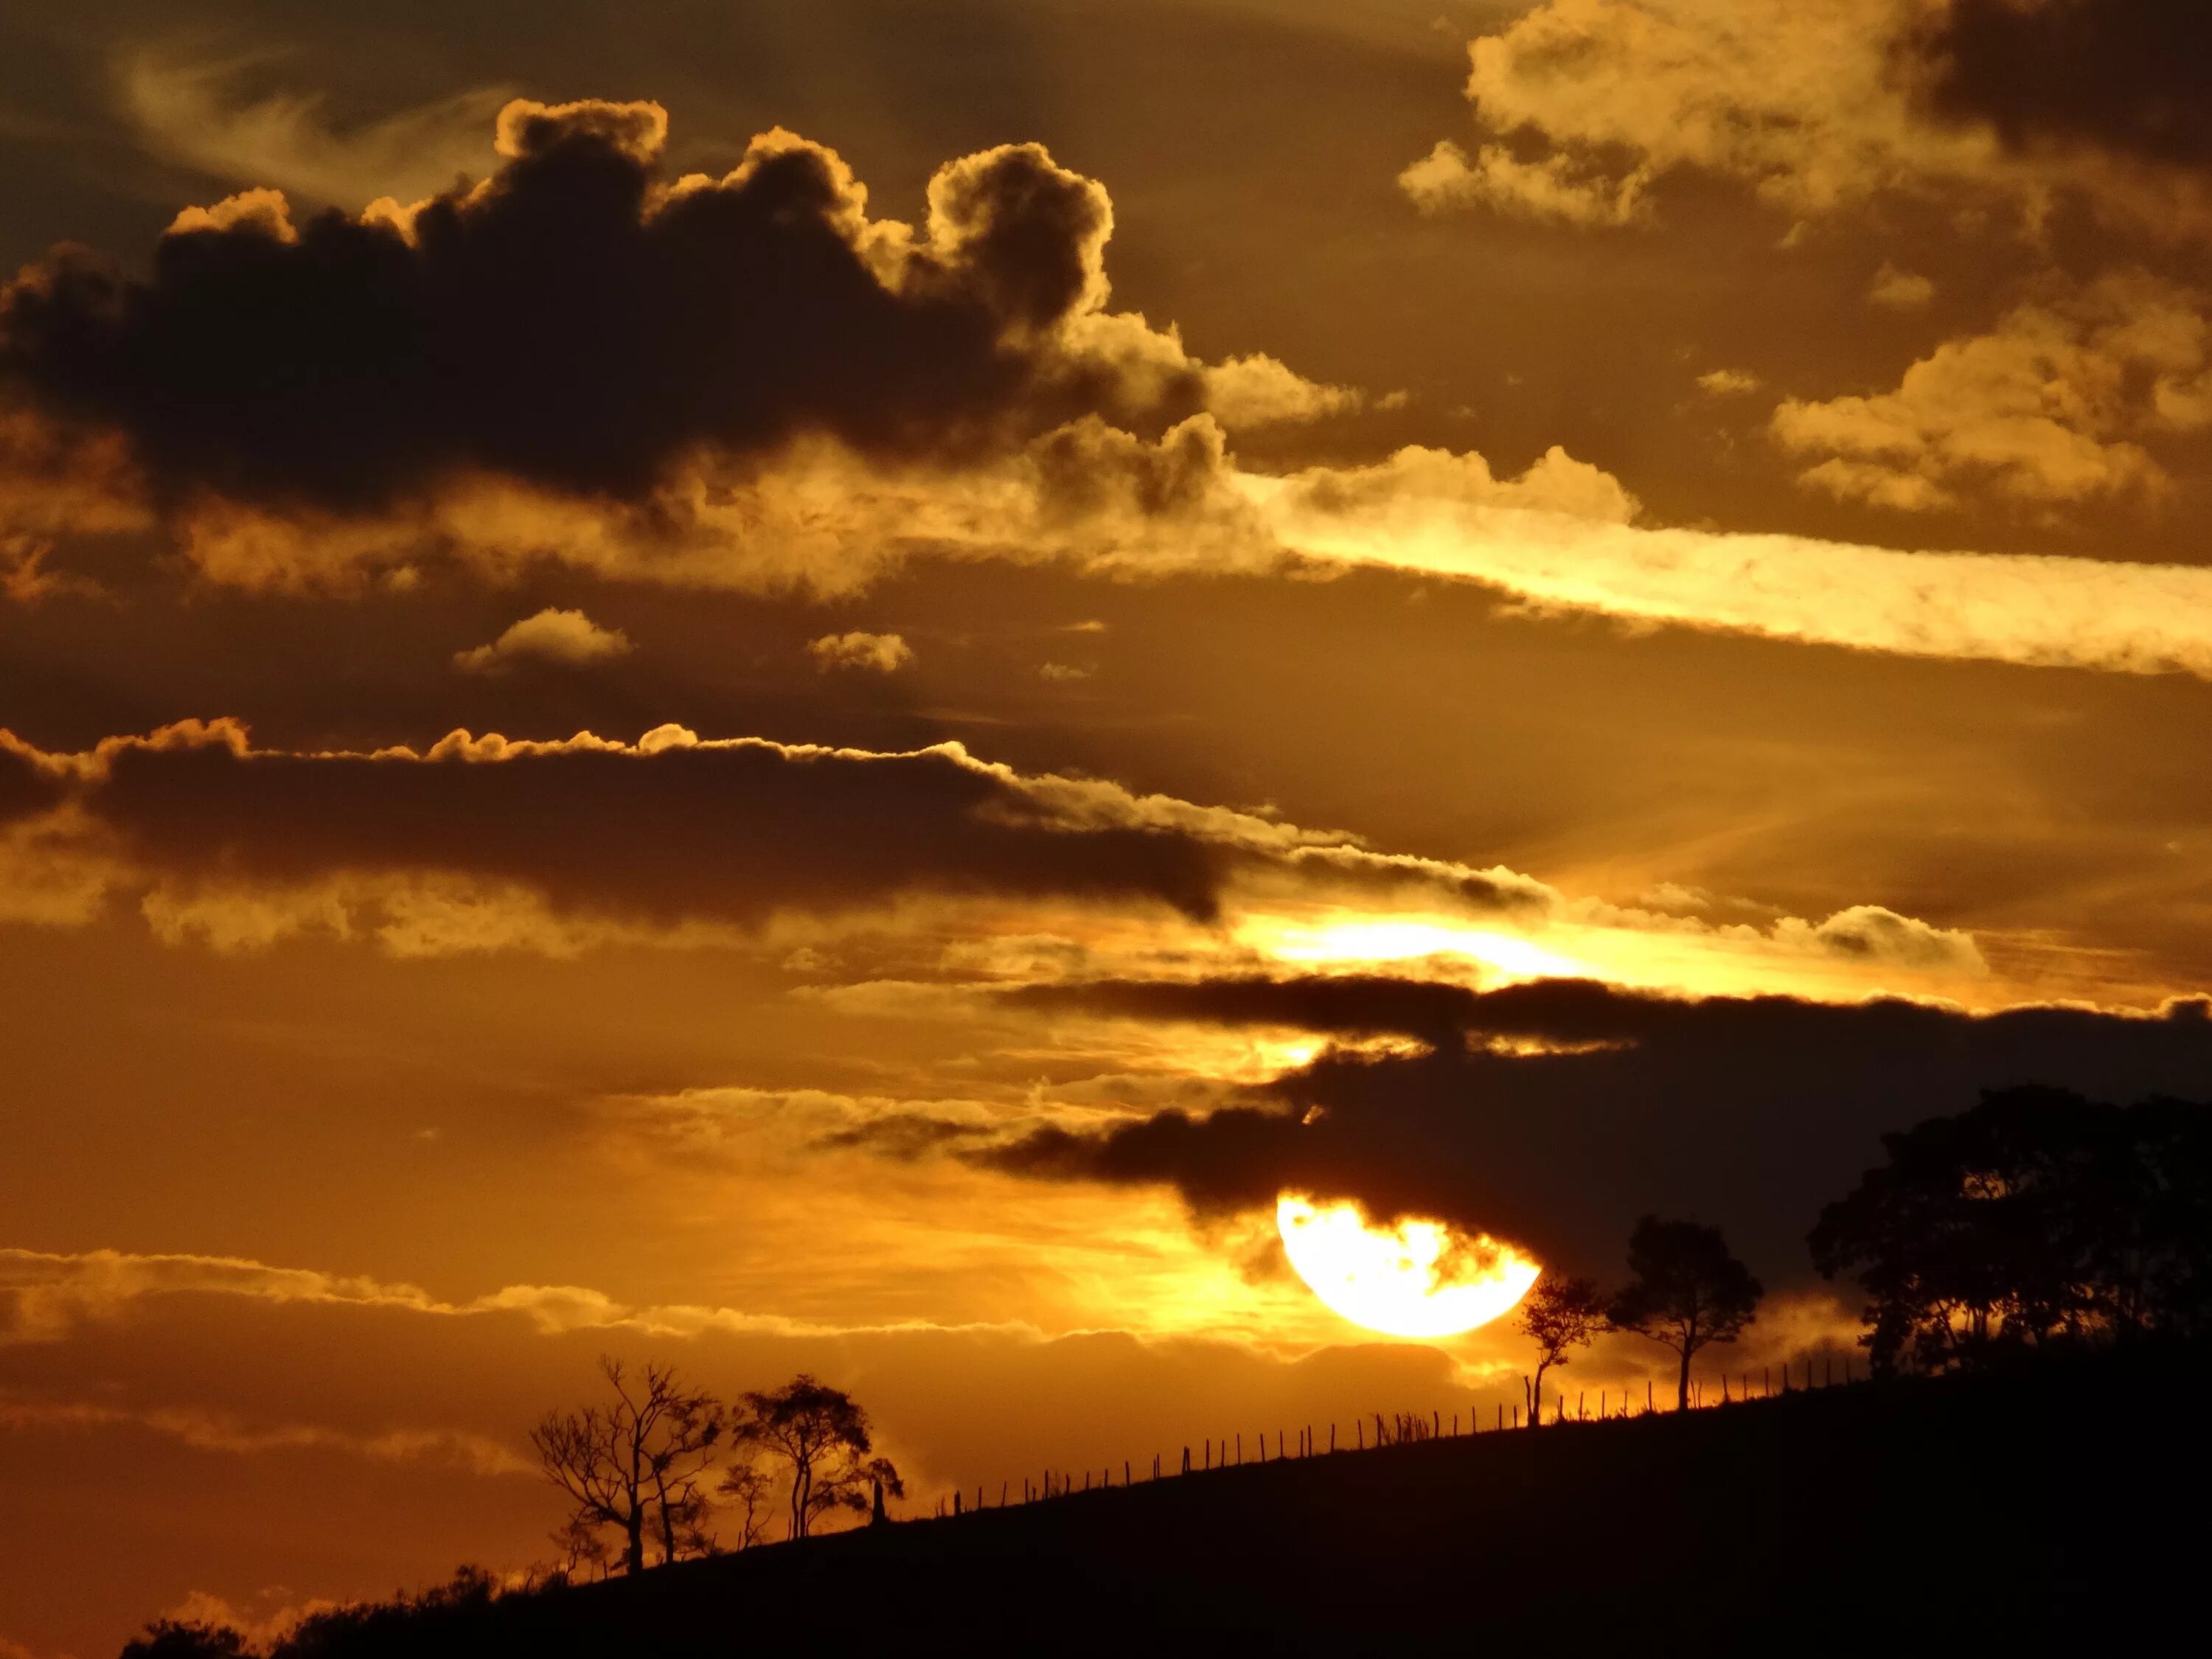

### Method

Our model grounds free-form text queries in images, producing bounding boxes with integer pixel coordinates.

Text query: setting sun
[1276,1192,1540,1339]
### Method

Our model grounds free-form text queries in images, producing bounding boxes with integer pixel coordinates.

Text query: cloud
[53,721,1252,936]
[1697,369,1761,397]
[453,608,632,673]
[959,975,2212,1283]
[1411,0,2212,233]
[0,719,1565,956]
[0,734,66,824]
[1246,454,2212,679]
[0,718,1996,1005]
[1867,263,1935,310]
[1787,904,1986,973]
[20,84,2212,689]
[0,1245,936,1348]
[1909,0,2212,169]
[117,51,509,210]
[1397,139,1652,226]
[807,630,913,672]
[0,1395,531,1477]
[1773,271,2212,511]
[0,101,1353,532]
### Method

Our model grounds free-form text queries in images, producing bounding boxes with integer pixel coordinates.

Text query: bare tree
[734,1374,905,1539]
[715,1454,776,1551]
[530,1357,726,1575]
[551,1514,613,1582]
[1607,1217,1762,1411]
[1515,1274,1606,1426]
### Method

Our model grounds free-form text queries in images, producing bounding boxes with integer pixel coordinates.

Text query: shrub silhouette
[119,1622,250,1659]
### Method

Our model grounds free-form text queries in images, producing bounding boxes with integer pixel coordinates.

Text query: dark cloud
[73,723,1231,927]
[0,100,1199,512]
[996,973,1495,1044]
[973,975,2212,1284]
[1908,0,2212,167]
[0,735,63,822]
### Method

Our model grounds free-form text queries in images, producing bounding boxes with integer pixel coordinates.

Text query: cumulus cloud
[956,975,2212,1280]
[807,630,913,672]
[453,607,632,673]
[1397,139,1652,226]
[0,100,1354,535]
[1774,271,2212,510]
[18,85,2212,687]
[1409,0,2212,234]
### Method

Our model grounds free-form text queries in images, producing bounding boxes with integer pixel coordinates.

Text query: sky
[4,1,2212,1650]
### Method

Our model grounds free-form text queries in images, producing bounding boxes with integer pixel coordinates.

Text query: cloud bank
[1409,0,2212,234]
[958,975,2212,1282]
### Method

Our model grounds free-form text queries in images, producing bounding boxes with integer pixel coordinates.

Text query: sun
[1276,1192,1540,1339]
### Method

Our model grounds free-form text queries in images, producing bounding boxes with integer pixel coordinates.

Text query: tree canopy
[1810,1085,2212,1373]
[736,1374,905,1540]
[1514,1274,1606,1425]
[1607,1216,1762,1410]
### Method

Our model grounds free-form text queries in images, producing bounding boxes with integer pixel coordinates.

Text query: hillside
[230,1349,2208,1656]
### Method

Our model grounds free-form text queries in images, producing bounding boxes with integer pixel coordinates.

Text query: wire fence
[925,1351,1863,1519]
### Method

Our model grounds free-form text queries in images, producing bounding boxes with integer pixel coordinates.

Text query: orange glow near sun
[1276,1192,1540,1339]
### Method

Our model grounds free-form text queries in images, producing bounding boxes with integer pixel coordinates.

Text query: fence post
[1181,1446,1189,1475]
[1512,1404,1519,1429]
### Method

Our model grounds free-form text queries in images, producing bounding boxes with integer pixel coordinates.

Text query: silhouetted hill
[240,1346,2212,1656]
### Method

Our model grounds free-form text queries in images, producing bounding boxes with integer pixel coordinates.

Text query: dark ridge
[184,1345,2208,1655]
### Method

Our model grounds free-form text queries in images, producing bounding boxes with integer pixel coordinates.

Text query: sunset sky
[7,2,2212,1651]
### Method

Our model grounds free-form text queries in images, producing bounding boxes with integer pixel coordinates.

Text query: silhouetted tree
[530,1357,725,1575]
[120,1622,250,1659]
[551,1514,613,1581]
[1514,1274,1605,1426]
[734,1374,905,1539]
[714,1453,776,1550]
[1810,1086,2212,1374]
[1607,1216,1762,1411]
